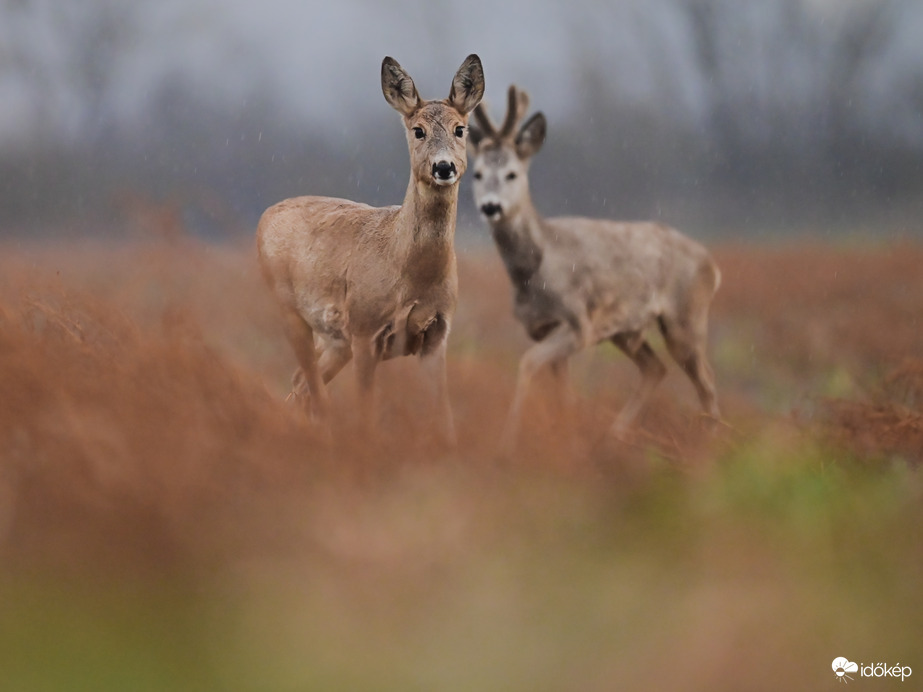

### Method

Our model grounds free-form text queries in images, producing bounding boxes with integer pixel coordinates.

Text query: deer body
[495,214,716,346]
[470,87,720,453]
[259,195,456,359]
[257,56,484,443]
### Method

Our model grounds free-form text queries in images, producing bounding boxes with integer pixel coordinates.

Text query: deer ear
[448,54,485,115]
[515,112,546,158]
[381,57,420,116]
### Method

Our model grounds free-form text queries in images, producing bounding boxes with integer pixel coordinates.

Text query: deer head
[382,54,485,189]
[468,85,546,221]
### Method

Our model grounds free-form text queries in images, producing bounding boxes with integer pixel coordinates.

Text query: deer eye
[454,126,465,138]
[505,171,517,181]
[473,171,483,180]
[413,127,425,140]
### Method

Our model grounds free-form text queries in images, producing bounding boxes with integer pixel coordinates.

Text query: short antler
[475,86,532,142]
[499,85,530,138]
[472,85,533,147]
[473,102,497,137]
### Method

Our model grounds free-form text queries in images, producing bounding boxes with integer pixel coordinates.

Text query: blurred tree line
[0,0,920,239]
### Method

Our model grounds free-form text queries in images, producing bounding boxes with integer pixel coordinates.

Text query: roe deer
[469,86,721,454]
[257,55,485,444]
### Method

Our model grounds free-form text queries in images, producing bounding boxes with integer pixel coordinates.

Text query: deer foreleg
[500,326,581,457]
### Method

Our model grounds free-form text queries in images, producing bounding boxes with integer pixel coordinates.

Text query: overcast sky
[2,0,921,146]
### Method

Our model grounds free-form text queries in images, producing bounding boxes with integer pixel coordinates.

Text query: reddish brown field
[1,233,921,690]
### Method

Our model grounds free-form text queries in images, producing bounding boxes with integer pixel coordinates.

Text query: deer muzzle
[480,201,503,218]
[432,160,457,185]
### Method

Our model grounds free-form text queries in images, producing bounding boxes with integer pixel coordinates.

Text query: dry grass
[1,233,922,690]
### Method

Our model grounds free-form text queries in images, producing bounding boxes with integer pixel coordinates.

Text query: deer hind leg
[318,339,353,384]
[501,326,581,457]
[291,340,350,395]
[610,332,667,437]
[281,309,331,422]
[657,315,720,425]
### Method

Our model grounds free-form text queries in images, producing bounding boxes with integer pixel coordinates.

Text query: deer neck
[490,195,544,290]
[396,178,458,247]
[390,178,458,291]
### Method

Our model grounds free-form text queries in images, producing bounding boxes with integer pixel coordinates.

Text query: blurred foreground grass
[2,238,922,691]
[2,439,921,691]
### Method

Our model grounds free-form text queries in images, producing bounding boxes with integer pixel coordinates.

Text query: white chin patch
[432,174,458,186]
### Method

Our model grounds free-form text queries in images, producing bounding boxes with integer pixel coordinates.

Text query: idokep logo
[832,657,912,683]
[832,658,859,683]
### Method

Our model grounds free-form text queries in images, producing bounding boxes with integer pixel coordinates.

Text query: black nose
[433,161,456,180]
[480,202,502,218]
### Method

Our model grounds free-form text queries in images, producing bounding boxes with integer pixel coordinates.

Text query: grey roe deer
[468,86,721,454]
[257,55,485,444]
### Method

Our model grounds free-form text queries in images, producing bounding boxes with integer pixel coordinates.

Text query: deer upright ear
[381,57,421,116]
[515,112,546,159]
[448,54,485,115]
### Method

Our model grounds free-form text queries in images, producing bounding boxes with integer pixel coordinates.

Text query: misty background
[1,0,921,241]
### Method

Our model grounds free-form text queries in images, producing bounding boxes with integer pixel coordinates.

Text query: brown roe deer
[257,55,485,445]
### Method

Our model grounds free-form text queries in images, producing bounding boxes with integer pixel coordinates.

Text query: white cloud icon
[833,657,859,681]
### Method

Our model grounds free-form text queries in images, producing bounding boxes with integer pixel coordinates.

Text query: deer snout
[480,202,503,219]
[432,160,457,184]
